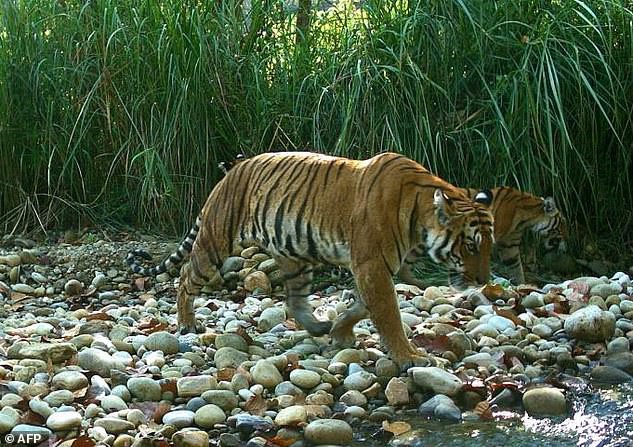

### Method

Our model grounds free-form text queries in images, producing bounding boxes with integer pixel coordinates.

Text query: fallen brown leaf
[382,420,411,436]
[492,305,523,327]
[244,394,268,416]
[474,401,494,420]
[71,436,96,447]
[481,283,505,300]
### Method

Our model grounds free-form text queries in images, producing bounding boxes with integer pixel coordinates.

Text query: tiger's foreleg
[277,258,332,336]
[352,260,422,368]
[177,245,223,333]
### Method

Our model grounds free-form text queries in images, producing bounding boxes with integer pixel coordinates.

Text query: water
[353,384,633,447]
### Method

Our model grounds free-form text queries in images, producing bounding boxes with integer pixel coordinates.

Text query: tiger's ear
[474,189,493,206]
[434,188,454,225]
[543,196,558,215]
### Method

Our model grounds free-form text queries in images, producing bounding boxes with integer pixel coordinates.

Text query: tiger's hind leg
[330,292,369,348]
[177,244,223,333]
[277,258,332,336]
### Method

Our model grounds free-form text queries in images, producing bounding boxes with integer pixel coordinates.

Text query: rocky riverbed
[0,234,632,447]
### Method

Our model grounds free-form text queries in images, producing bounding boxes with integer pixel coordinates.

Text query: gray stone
[215,333,249,352]
[250,360,283,389]
[177,375,217,397]
[419,394,462,421]
[607,337,630,354]
[144,331,180,355]
[590,283,622,298]
[51,371,89,391]
[46,411,82,431]
[274,405,307,426]
[172,429,209,447]
[605,352,633,375]
[522,387,567,416]
[43,390,75,407]
[303,419,353,445]
[289,369,321,389]
[8,343,76,364]
[410,367,463,397]
[100,395,128,412]
[194,404,226,428]
[78,348,125,377]
[522,292,545,308]
[343,371,376,391]
[564,305,616,342]
[201,390,239,411]
[162,410,195,428]
[221,256,245,274]
[257,307,286,332]
[11,425,52,439]
[127,377,162,401]
[214,347,249,369]
[94,417,135,433]
[591,365,633,384]
[385,377,409,406]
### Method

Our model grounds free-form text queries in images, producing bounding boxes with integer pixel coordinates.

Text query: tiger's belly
[237,231,351,267]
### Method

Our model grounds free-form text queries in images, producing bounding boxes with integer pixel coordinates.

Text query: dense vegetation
[1,0,631,258]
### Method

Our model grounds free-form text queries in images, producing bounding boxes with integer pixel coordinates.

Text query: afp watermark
[3,432,45,445]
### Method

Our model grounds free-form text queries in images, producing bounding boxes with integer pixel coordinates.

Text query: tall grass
[1,0,631,255]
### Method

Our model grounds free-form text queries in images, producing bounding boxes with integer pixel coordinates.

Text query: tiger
[127,151,494,367]
[398,186,567,287]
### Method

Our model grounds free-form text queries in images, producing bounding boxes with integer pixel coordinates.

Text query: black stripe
[306,222,319,260]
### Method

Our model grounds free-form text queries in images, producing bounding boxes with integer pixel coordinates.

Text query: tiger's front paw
[177,315,201,334]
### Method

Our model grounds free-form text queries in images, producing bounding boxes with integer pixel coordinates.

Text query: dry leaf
[244,394,268,416]
[86,312,113,321]
[10,292,30,302]
[236,325,254,346]
[216,367,236,382]
[492,305,523,326]
[382,420,411,436]
[411,333,451,354]
[481,283,505,300]
[266,436,295,447]
[134,278,147,291]
[71,436,96,447]
[160,380,178,395]
[474,401,494,420]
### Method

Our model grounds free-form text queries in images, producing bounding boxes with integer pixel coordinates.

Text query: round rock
[194,404,226,428]
[52,371,89,391]
[46,411,82,431]
[162,410,195,428]
[127,377,162,401]
[289,370,321,389]
[144,331,180,355]
[303,419,353,445]
[564,305,616,342]
[250,360,283,389]
[522,387,567,416]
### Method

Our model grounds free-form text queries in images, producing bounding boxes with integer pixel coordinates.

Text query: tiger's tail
[126,216,201,276]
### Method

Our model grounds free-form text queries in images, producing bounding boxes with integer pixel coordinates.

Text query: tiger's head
[427,188,494,289]
[534,196,568,252]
